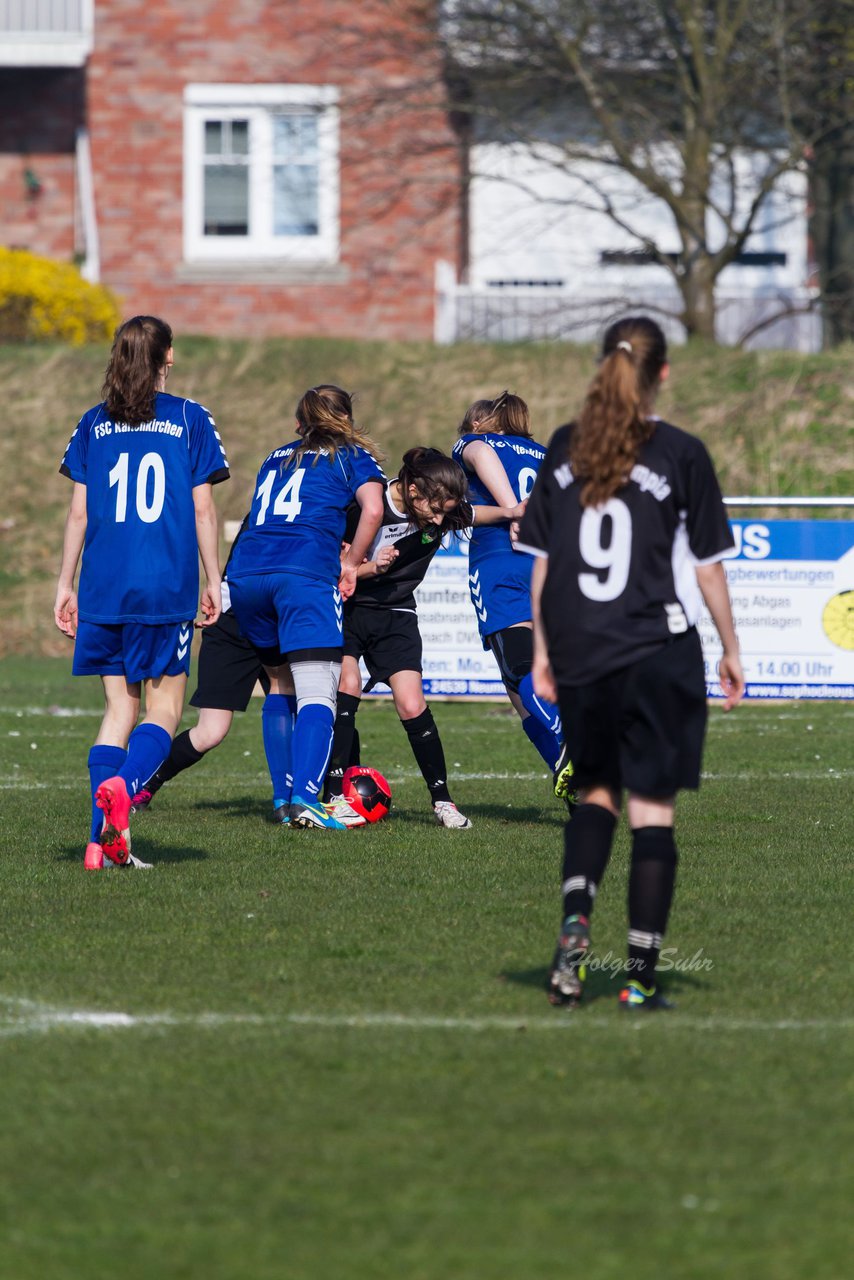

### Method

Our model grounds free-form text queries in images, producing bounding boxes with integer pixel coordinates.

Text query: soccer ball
[342,765,392,824]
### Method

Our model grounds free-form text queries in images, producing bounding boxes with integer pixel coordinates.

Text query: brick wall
[86,0,461,340]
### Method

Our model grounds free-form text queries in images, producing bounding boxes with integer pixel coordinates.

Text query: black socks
[402,708,452,802]
[561,803,618,920]
[627,826,678,989]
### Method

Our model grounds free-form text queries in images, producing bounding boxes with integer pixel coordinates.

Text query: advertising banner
[368,519,853,701]
[700,519,853,700]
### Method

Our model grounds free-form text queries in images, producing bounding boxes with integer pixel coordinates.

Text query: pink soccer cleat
[84,841,104,870]
[95,775,133,866]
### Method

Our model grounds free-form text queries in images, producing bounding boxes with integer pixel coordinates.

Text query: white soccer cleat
[325,795,367,828]
[125,852,154,869]
[433,801,472,829]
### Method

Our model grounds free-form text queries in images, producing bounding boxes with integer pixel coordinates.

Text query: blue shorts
[73,620,193,682]
[468,554,533,644]
[228,573,343,662]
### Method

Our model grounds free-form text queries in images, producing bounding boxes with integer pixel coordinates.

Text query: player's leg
[388,668,471,829]
[288,658,345,829]
[134,707,236,810]
[546,676,621,1006]
[261,664,296,821]
[96,670,186,866]
[489,624,563,771]
[618,631,706,1010]
[620,795,677,1009]
[84,673,139,868]
[94,621,191,866]
[71,622,136,866]
[323,653,362,803]
[133,612,264,810]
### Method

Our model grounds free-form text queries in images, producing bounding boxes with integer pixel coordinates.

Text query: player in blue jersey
[226,384,385,830]
[54,315,229,869]
[519,316,744,1009]
[453,393,569,796]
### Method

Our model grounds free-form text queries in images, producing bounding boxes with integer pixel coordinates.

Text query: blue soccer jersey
[453,431,547,564]
[60,392,229,624]
[227,442,385,584]
[453,431,547,637]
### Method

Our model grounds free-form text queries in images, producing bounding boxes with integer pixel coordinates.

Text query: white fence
[0,0,92,64]
[0,0,87,31]
[435,264,823,352]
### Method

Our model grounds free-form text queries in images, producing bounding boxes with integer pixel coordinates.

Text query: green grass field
[1,657,851,1279]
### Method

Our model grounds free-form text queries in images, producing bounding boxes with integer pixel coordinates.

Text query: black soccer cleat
[546,914,590,1007]
[553,747,577,815]
[619,981,674,1010]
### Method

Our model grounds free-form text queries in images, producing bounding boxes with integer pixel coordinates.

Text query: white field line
[0,997,851,1038]
[1,769,851,793]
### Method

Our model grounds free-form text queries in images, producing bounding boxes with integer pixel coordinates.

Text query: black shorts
[557,629,708,798]
[343,603,422,687]
[189,610,271,713]
[488,625,533,694]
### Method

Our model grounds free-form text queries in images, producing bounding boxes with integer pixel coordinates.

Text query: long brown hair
[397,446,471,532]
[291,384,381,466]
[461,390,533,439]
[102,315,172,425]
[570,316,668,508]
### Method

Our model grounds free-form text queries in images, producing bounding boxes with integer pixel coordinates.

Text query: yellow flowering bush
[0,248,120,344]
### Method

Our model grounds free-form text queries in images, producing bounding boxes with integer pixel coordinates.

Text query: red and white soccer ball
[342,766,392,824]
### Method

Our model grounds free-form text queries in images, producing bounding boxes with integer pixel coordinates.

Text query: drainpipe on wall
[75,127,100,283]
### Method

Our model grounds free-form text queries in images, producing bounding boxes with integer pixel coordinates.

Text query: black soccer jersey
[516,419,734,685]
[344,481,468,611]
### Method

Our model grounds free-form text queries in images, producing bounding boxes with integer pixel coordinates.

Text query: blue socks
[518,673,562,769]
[88,744,127,841]
[523,715,562,771]
[119,723,173,800]
[291,703,335,801]
[262,693,297,809]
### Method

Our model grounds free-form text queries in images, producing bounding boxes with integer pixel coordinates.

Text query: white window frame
[183,84,340,264]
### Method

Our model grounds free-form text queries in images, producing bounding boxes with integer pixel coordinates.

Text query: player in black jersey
[324,447,525,828]
[517,316,744,1009]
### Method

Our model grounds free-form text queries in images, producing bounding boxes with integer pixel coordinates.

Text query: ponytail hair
[463,390,533,439]
[570,316,668,508]
[102,315,172,425]
[397,446,471,532]
[292,384,382,466]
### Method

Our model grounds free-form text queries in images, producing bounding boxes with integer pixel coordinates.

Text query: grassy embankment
[1,336,851,656]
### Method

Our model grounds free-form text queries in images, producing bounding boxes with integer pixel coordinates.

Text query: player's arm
[470,500,527,526]
[54,481,87,638]
[358,545,399,578]
[339,482,384,600]
[460,440,519,507]
[695,560,745,710]
[530,554,557,703]
[193,482,222,627]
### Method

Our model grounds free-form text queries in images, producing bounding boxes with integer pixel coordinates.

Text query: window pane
[273,163,319,236]
[273,113,318,159]
[204,121,223,156]
[204,166,249,236]
[231,120,249,155]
